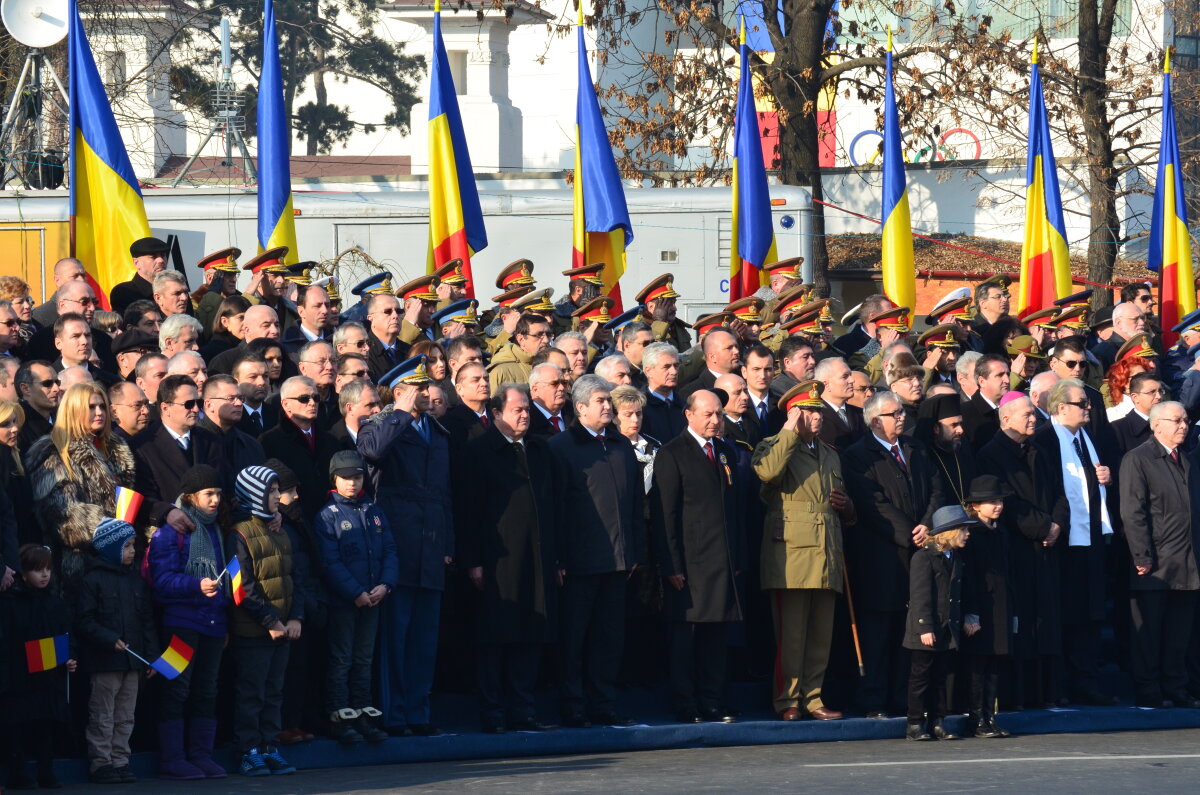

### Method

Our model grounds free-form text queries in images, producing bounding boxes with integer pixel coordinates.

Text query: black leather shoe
[865,711,890,720]
[930,719,959,740]
[510,718,558,732]
[408,723,442,737]
[905,721,933,741]
[675,710,702,723]
[561,713,592,729]
[698,708,737,724]
[384,725,412,737]
[984,717,1012,738]
[590,712,635,727]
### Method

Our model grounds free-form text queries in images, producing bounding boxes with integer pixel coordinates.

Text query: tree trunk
[1077,0,1119,308]
[307,66,328,157]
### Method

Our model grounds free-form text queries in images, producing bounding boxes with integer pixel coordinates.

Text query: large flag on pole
[257,0,298,262]
[728,16,777,302]
[573,6,633,311]
[880,28,915,310]
[1017,40,1071,316]
[1148,47,1194,347]
[427,0,487,298]
[68,0,151,310]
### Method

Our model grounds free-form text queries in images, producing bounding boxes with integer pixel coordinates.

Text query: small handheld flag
[228,555,246,605]
[26,634,70,674]
[114,486,143,524]
[149,635,194,680]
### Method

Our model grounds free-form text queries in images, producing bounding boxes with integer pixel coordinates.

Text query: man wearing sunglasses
[0,301,20,358]
[14,360,61,455]
[1048,336,1117,456]
[132,374,224,532]
[365,294,410,383]
[260,375,341,520]
[24,281,118,373]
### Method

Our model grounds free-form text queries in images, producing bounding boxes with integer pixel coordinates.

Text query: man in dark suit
[678,329,741,401]
[961,354,1009,451]
[259,375,341,520]
[357,355,453,736]
[14,360,60,455]
[441,362,491,451]
[1111,372,1163,456]
[978,394,1063,709]
[527,363,569,442]
[814,356,864,449]
[842,390,941,718]
[198,374,266,493]
[24,281,117,372]
[651,389,743,723]
[109,236,168,315]
[49,313,120,388]
[1120,401,1200,708]
[232,352,279,436]
[365,294,410,382]
[132,374,224,530]
[1031,377,1119,705]
[641,342,685,443]
[548,375,645,727]
[457,385,563,733]
[328,377,381,450]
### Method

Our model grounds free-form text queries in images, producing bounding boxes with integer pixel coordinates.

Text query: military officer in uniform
[925,288,981,353]
[342,272,394,325]
[753,256,808,323]
[241,246,300,332]
[752,380,854,720]
[395,274,441,345]
[193,248,242,336]
[724,297,764,346]
[484,284,536,354]
[916,324,962,387]
[433,259,469,309]
[636,274,691,353]
[432,299,480,341]
[553,263,606,336]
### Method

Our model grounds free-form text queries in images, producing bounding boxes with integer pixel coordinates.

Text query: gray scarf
[179,501,225,589]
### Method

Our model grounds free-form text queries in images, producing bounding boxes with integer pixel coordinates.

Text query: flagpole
[123,647,153,667]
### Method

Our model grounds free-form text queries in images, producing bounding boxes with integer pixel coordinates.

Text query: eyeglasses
[1135,388,1167,396]
[63,297,97,307]
[344,339,369,348]
[525,331,552,339]
[207,394,243,403]
[881,408,906,419]
[0,320,19,328]
[302,358,335,368]
[166,399,199,410]
[38,378,59,389]
[375,308,399,316]
[113,401,150,411]
[1054,357,1085,369]
[286,393,319,404]
[1062,400,1090,409]
[855,385,878,394]
[340,369,368,379]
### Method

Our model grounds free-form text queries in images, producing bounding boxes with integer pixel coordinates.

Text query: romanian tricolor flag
[880,28,915,311]
[1017,40,1072,316]
[256,0,298,264]
[573,8,633,311]
[114,487,143,525]
[25,634,69,674]
[1148,48,1194,347]
[426,0,487,297]
[228,555,246,605]
[68,0,151,310]
[728,17,778,303]
[150,635,194,680]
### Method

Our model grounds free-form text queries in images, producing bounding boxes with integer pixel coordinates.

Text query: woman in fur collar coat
[25,384,137,579]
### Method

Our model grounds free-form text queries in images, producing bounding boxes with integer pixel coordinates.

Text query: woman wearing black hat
[962,475,1014,738]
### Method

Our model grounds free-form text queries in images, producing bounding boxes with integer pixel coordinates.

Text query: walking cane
[840,552,866,677]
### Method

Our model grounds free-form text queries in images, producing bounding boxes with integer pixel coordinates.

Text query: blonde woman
[0,399,35,546]
[610,385,659,493]
[25,384,136,573]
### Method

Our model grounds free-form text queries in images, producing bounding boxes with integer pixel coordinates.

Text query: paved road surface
[87,728,1200,792]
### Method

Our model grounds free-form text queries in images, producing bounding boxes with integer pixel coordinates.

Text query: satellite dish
[1,0,68,49]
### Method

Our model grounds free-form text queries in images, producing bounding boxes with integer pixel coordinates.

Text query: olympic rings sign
[848,127,981,166]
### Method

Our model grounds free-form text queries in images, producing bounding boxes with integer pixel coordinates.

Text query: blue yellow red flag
[25,634,69,674]
[256,0,298,263]
[228,555,246,605]
[427,0,487,297]
[114,486,143,525]
[880,29,915,311]
[1017,40,1072,315]
[573,8,634,311]
[1148,48,1194,346]
[150,635,194,680]
[68,0,151,310]
[728,17,777,302]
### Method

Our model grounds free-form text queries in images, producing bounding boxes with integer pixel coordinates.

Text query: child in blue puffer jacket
[313,450,398,744]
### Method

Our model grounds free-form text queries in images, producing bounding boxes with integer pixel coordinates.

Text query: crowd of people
[0,236,1199,786]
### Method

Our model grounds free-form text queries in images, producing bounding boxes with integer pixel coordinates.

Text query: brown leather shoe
[808,707,843,721]
[778,707,803,721]
[276,729,306,745]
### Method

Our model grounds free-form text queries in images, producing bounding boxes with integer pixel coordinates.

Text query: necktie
[1073,435,1103,546]
[385,346,397,365]
[757,401,768,425]
[705,440,716,465]
[177,436,189,452]
[550,416,562,433]
[512,441,529,475]
[419,419,430,443]
[595,431,606,451]
[480,413,489,429]
[837,406,848,426]
[890,443,908,474]
[1171,448,1182,467]
[248,409,263,434]
[302,428,315,453]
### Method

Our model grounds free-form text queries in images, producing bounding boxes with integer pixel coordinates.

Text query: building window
[448,50,467,95]
[102,52,126,90]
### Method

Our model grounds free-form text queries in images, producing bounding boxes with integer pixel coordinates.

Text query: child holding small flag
[76,518,157,784]
[228,465,306,777]
[0,544,74,790]
[146,464,229,780]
